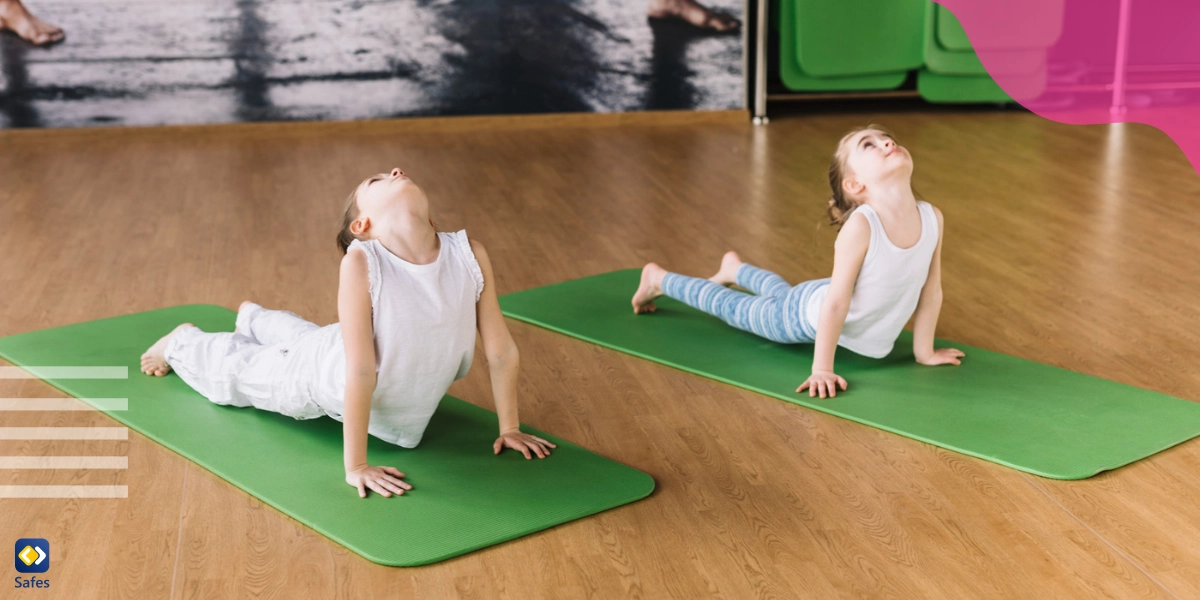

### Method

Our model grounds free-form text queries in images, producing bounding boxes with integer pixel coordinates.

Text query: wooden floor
[3,109,1200,599]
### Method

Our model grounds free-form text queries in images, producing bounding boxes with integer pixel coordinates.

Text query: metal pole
[1110,0,1132,117]
[752,0,769,124]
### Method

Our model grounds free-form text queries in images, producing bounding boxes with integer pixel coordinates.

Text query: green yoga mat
[0,306,654,566]
[499,270,1200,480]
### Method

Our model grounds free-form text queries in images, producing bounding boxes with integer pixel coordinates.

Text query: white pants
[164,302,345,420]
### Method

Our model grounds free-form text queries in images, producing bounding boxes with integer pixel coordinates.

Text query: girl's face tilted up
[348,168,430,239]
[838,128,913,196]
[336,168,437,255]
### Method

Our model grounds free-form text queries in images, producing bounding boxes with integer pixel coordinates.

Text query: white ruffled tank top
[337,230,484,447]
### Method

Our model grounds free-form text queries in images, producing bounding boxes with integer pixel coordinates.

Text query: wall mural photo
[0,0,744,128]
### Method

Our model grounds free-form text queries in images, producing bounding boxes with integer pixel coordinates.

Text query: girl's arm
[911,207,964,366]
[798,213,870,398]
[338,249,411,498]
[470,238,556,459]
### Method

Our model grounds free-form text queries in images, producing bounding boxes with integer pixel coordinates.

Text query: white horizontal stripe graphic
[0,427,128,440]
[0,366,128,379]
[0,485,127,498]
[0,456,128,469]
[0,398,128,411]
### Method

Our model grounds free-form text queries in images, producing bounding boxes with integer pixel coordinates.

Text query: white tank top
[337,231,484,447]
[807,201,939,358]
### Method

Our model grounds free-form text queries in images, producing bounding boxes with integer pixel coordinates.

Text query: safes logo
[14,539,48,573]
[14,539,50,590]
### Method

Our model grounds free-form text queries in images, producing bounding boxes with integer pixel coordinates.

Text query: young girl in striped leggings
[631,125,965,398]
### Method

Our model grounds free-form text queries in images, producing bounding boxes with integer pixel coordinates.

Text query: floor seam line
[169,462,189,600]
[203,209,216,303]
[1021,472,1180,600]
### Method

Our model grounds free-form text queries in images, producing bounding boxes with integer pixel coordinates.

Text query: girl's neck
[863,180,917,214]
[375,217,440,265]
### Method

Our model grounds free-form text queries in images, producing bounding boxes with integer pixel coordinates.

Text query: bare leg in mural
[647,0,739,32]
[0,0,64,45]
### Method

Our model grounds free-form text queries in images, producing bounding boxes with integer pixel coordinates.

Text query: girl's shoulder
[916,200,942,218]
[441,230,486,301]
[342,239,382,306]
[834,207,873,252]
[916,201,944,233]
[343,238,382,274]
[440,229,469,246]
[440,229,477,263]
[341,239,378,272]
[345,237,378,257]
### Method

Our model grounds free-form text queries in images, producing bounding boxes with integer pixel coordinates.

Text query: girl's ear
[349,217,369,236]
[842,177,865,197]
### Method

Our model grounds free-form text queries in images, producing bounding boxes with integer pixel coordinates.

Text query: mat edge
[0,305,658,566]
[498,307,1200,481]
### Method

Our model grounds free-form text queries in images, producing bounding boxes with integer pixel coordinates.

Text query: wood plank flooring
[2,109,1199,598]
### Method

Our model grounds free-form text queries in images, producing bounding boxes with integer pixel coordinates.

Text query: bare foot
[708,251,743,286]
[647,0,740,32]
[0,0,65,46]
[632,263,667,314]
[234,300,254,336]
[140,323,193,377]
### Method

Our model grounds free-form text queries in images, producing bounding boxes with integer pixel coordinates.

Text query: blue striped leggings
[661,264,830,344]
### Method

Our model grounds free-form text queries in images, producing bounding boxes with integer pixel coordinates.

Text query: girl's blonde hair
[335,175,440,255]
[336,182,364,255]
[826,124,896,228]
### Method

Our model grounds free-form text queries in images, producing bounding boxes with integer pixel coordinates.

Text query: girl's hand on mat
[797,371,847,398]
[916,348,965,366]
[494,430,557,459]
[345,465,412,499]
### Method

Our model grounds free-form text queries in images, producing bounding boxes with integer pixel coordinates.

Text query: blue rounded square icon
[15,539,50,573]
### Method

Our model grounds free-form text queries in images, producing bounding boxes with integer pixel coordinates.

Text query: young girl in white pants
[139,168,555,499]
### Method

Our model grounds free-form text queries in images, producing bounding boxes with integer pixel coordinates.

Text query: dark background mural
[0,0,744,128]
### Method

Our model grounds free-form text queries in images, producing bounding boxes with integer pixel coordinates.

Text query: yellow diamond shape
[18,545,36,566]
